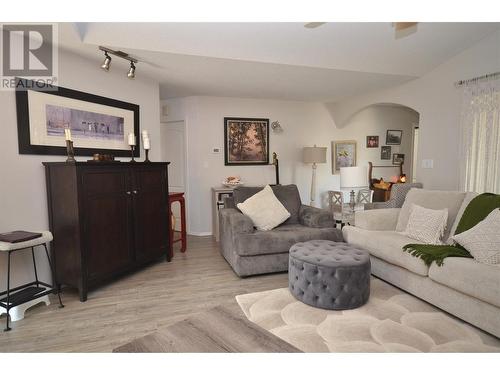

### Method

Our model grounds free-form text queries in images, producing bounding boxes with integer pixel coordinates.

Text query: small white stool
[0,231,64,331]
[0,295,50,322]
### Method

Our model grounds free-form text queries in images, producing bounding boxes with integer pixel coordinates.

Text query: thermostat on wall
[212,147,221,154]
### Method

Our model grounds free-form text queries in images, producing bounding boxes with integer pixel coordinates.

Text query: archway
[341,103,420,199]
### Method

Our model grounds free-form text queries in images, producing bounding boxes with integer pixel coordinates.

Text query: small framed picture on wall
[381,146,391,160]
[366,135,379,148]
[392,153,405,165]
[386,129,402,145]
[332,140,357,174]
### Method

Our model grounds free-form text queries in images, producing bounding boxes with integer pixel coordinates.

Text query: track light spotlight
[101,52,112,71]
[99,47,138,78]
[127,61,136,79]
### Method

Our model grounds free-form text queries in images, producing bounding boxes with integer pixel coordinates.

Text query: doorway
[412,126,419,183]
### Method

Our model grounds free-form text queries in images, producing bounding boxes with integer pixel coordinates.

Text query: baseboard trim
[188,231,213,236]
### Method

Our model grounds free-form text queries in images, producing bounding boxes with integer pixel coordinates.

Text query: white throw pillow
[452,208,500,265]
[237,185,291,231]
[403,204,448,244]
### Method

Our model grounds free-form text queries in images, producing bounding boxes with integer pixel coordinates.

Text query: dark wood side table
[168,192,186,258]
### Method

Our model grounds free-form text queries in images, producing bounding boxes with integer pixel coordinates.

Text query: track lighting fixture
[99,46,138,78]
[127,61,136,79]
[101,52,111,71]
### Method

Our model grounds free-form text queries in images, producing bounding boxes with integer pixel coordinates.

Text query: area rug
[236,278,500,352]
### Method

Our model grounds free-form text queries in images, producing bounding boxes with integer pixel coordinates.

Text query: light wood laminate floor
[0,236,288,352]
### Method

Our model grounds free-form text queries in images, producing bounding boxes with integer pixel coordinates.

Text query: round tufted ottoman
[288,240,370,310]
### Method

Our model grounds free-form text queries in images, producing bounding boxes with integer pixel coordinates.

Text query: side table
[168,192,187,258]
[212,187,235,242]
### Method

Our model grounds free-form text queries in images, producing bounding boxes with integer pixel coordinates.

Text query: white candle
[143,137,151,150]
[64,128,72,141]
[141,130,149,139]
[128,133,136,146]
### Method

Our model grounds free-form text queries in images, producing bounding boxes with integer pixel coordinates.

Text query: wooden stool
[168,192,186,258]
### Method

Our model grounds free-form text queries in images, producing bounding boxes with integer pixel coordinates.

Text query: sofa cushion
[355,208,401,231]
[428,258,500,308]
[233,185,302,224]
[403,204,448,244]
[396,189,466,241]
[237,185,290,231]
[342,226,429,276]
[234,224,342,257]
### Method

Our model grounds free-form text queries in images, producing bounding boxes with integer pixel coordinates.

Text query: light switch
[422,159,434,169]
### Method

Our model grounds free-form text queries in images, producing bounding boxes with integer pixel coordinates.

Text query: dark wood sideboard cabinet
[43,162,170,301]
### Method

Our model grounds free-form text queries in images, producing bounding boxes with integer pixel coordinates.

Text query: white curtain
[460,77,500,193]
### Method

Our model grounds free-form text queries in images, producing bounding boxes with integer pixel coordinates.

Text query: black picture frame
[386,129,402,145]
[392,153,405,165]
[366,135,379,148]
[15,78,140,157]
[381,146,391,160]
[224,117,270,166]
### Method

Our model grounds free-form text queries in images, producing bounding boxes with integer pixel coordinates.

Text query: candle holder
[144,149,151,163]
[130,145,136,162]
[66,140,76,163]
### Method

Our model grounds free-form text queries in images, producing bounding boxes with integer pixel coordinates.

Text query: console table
[44,162,170,301]
[211,187,235,242]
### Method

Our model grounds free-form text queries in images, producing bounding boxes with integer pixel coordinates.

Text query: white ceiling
[58,22,500,102]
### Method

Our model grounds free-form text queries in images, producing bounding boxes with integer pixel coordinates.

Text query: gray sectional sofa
[343,188,500,337]
[219,185,342,277]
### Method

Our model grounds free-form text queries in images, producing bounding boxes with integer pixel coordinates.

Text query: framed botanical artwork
[332,140,357,174]
[224,117,269,165]
[381,146,391,160]
[392,153,405,165]
[15,78,140,157]
[386,129,402,145]
[366,135,379,148]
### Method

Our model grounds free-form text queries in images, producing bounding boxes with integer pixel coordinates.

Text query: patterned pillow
[452,208,500,265]
[404,204,448,244]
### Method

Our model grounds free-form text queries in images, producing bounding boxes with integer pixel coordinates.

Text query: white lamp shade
[303,146,327,164]
[340,166,368,188]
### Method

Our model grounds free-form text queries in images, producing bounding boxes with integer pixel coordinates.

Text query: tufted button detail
[288,240,370,310]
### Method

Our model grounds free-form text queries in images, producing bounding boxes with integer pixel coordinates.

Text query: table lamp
[303,145,327,206]
[340,166,368,209]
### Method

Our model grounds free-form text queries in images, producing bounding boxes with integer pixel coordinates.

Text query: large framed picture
[224,117,269,165]
[332,140,357,174]
[386,129,402,145]
[15,78,140,157]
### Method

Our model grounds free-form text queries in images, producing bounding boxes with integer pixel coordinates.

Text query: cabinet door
[132,166,169,262]
[81,168,135,280]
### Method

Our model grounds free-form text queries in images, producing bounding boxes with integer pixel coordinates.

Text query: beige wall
[163,97,418,235]
[336,104,418,183]
[326,30,500,191]
[0,48,161,290]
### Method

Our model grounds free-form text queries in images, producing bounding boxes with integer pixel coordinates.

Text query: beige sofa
[343,188,500,338]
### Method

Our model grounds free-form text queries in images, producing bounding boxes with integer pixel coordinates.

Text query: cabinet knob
[126,191,131,195]
[133,190,138,194]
